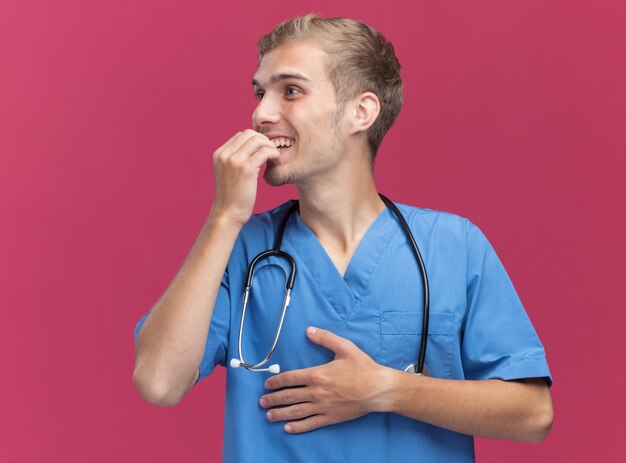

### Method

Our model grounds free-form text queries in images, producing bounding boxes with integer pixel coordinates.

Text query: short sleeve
[461,221,552,386]
[132,270,231,384]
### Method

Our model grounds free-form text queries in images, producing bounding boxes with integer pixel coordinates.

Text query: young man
[133,14,553,462]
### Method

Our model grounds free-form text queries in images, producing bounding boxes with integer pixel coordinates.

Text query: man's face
[252,41,349,187]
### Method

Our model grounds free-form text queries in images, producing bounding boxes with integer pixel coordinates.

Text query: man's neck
[295,156,385,254]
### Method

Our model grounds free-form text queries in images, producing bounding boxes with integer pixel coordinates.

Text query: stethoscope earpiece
[268,364,280,374]
[228,357,281,374]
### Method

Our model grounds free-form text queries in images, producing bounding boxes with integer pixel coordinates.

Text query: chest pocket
[380,312,457,379]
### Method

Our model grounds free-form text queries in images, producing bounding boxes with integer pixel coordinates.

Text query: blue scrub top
[134,201,551,462]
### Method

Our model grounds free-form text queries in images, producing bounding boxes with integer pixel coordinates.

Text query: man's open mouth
[273,138,295,151]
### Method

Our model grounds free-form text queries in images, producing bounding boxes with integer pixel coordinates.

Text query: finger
[214,131,244,155]
[218,136,276,172]
[260,386,312,408]
[213,130,249,160]
[229,128,267,151]
[247,144,280,169]
[227,133,275,163]
[306,326,352,356]
[265,368,315,390]
[228,130,276,162]
[266,402,316,423]
[284,414,333,434]
[214,129,265,162]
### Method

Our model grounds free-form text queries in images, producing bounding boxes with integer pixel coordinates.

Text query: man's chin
[263,166,293,187]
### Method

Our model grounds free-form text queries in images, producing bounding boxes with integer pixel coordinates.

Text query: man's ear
[349,92,380,135]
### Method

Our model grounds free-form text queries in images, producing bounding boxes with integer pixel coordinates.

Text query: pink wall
[1,0,624,461]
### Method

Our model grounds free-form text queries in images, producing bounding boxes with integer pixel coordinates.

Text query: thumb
[306,326,351,355]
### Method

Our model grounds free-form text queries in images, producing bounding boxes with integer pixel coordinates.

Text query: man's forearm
[132,210,242,406]
[374,370,553,443]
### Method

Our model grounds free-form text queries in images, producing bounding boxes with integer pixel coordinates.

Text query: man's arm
[132,213,242,406]
[377,374,552,443]
[261,327,553,442]
[132,130,280,407]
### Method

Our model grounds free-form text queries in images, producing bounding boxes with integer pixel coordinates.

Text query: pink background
[1,0,624,461]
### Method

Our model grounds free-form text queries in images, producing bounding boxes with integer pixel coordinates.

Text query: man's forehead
[252,41,330,86]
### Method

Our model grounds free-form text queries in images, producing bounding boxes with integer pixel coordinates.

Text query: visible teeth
[273,138,294,148]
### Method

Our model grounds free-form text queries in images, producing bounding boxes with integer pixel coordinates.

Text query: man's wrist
[369,366,403,414]
[206,208,246,232]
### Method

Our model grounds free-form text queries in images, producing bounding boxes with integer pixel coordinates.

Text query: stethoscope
[229,194,430,376]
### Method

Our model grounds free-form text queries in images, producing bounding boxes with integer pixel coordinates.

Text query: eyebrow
[252,72,311,88]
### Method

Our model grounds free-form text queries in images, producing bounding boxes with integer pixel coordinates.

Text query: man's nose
[252,94,280,127]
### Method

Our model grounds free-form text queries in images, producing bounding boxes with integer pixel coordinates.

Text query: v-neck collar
[283,204,400,320]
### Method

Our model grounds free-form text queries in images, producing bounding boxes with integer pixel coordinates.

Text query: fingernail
[284,424,292,432]
[307,326,318,335]
[259,398,267,408]
[264,380,270,389]
[266,410,272,420]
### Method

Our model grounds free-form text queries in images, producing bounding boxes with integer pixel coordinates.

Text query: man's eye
[286,87,300,96]
[255,91,265,101]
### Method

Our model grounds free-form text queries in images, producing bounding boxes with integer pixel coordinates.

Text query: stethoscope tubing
[379,194,430,374]
[231,195,430,375]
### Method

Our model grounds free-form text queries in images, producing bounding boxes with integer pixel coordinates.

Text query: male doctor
[133,14,553,462]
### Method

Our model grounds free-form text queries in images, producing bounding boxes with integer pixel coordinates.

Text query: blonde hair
[258,14,402,159]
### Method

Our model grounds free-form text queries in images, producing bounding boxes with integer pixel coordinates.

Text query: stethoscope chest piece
[404,363,430,376]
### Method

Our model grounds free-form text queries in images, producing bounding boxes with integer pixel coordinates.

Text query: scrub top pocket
[380,312,456,379]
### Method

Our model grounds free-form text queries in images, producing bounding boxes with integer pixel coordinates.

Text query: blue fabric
[134,201,551,462]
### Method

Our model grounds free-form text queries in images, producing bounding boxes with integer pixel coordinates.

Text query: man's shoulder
[237,200,295,241]
[396,203,504,259]
[393,202,472,236]
[248,200,295,225]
